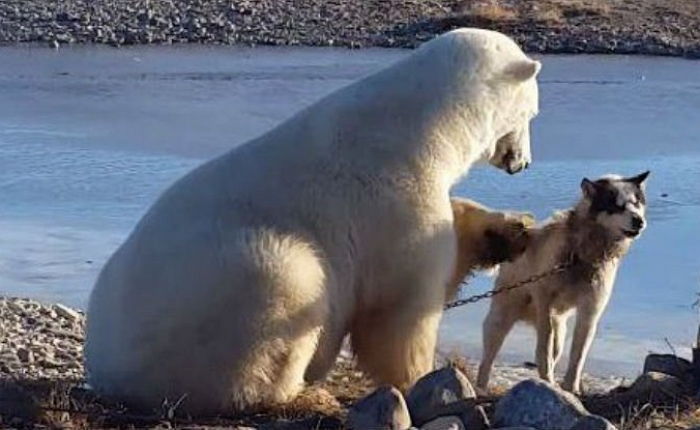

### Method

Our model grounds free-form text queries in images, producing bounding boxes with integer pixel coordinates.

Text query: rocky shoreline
[1,0,699,58]
[0,298,84,382]
[2,296,694,429]
[0,297,622,392]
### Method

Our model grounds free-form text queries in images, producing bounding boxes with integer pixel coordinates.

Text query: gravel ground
[0,297,84,382]
[0,0,699,57]
[0,297,623,393]
[0,296,670,429]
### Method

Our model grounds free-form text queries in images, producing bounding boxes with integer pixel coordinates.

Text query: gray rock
[348,386,412,430]
[493,379,588,429]
[491,428,537,430]
[420,416,464,430]
[406,367,476,426]
[643,354,692,380]
[569,414,617,430]
[16,348,34,364]
[628,371,686,399]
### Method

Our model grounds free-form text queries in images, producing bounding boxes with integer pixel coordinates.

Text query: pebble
[16,348,33,363]
[53,303,81,322]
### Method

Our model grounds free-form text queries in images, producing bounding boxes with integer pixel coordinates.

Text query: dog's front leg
[562,298,605,394]
[534,300,556,384]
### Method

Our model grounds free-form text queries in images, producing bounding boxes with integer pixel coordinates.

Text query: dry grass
[520,0,612,25]
[0,359,373,429]
[554,0,611,19]
[455,0,519,22]
[3,356,700,429]
[532,5,565,24]
[451,0,613,25]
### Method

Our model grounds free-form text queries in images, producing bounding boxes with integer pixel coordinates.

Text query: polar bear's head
[415,29,541,176]
[484,60,540,175]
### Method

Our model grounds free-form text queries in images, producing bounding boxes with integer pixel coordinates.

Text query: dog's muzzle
[623,214,646,238]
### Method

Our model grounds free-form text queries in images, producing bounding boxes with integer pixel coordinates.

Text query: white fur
[85,28,541,414]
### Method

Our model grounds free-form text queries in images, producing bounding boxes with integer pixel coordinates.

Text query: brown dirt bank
[0,0,699,58]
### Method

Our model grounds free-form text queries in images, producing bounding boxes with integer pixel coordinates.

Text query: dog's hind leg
[552,316,567,370]
[562,300,604,394]
[534,298,557,384]
[477,302,518,390]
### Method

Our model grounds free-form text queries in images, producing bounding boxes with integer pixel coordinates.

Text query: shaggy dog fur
[447,198,534,301]
[85,28,542,414]
[477,171,649,394]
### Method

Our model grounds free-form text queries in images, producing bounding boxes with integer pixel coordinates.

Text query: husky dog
[477,171,649,394]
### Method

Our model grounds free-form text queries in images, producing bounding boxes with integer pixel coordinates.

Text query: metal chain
[444,256,576,310]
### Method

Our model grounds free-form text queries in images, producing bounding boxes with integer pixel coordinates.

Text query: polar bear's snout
[490,129,532,175]
[501,148,528,175]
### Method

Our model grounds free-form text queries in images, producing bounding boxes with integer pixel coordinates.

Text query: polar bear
[85,28,541,415]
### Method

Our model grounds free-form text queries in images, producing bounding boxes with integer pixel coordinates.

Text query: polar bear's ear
[502,59,542,82]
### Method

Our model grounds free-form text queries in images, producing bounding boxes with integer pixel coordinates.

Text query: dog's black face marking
[581,173,648,217]
[582,178,625,215]
[589,180,625,215]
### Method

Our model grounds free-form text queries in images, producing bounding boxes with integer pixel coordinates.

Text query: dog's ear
[626,170,650,187]
[581,178,597,199]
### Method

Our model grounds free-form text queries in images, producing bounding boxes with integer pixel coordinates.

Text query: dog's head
[580,171,650,241]
[451,198,534,272]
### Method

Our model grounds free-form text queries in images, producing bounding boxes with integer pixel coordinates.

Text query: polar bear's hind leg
[222,229,329,410]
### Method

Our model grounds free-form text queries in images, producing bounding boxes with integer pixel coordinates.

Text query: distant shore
[1,0,699,58]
